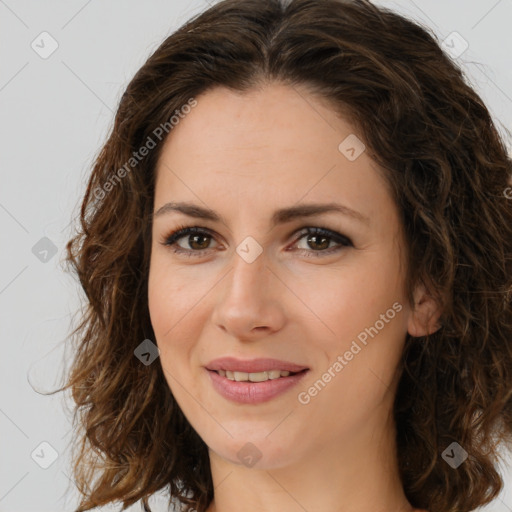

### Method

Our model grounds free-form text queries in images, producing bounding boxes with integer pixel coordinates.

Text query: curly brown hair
[54,0,512,511]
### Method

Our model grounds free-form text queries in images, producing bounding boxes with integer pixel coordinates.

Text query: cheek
[301,307,406,439]
[147,254,210,370]
[148,261,172,336]
[147,256,189,360]
[302,250,407,392]
[147,253,194,333]
[301,257,403,344]
[147,262,193,403]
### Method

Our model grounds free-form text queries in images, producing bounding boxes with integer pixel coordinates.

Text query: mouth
[208,368,307,382]
[205,356,309,374]
[204,357,310,404]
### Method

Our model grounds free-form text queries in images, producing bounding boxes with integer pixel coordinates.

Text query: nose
[211,247,287,341]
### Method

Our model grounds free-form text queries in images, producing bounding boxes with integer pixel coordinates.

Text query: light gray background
[1,1,511,511]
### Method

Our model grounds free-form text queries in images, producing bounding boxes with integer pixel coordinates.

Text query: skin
[148,83,439,512]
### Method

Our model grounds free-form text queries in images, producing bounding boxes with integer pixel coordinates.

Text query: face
[148,83,421,469]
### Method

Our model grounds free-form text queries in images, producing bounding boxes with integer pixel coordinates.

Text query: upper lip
[205,357,309,373]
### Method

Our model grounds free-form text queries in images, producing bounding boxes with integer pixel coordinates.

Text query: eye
[160,225,353,258]
[291,227,353,258]
[161,226,219,257]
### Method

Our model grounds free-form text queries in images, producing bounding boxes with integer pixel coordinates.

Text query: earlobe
[407,283,443,337]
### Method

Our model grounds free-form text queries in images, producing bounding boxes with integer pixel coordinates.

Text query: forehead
[157,84,353,173]
[153,84,393,225]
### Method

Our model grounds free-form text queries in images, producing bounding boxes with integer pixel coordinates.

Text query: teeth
[218,370,294,381]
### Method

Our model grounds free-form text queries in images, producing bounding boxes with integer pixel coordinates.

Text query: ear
[407,282,443,337]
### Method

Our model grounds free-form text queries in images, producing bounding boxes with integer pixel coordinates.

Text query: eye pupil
[308,234,329,250]
[189,234,210,250]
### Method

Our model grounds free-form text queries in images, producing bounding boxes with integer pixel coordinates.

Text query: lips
[204,357,310,404]
[205,356,309,373]
[206,366,309,404]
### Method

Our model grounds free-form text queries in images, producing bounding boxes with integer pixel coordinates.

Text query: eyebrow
[153,201,370,227]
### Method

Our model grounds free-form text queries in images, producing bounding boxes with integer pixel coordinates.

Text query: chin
[206,431,301,470]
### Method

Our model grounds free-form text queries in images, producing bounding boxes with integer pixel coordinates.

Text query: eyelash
[160,225,353,258]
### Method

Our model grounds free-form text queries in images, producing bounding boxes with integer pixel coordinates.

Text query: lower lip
[206,368,309,404]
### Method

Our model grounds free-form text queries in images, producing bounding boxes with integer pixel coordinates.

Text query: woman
[60,0,512,511]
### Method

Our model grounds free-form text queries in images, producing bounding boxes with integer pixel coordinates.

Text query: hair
[55,0,512,511]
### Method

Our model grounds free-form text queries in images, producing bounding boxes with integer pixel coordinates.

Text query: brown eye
[162,226,219,257]
[184,233,212,250]
[302,233,331,250]
[293,227,353,258]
